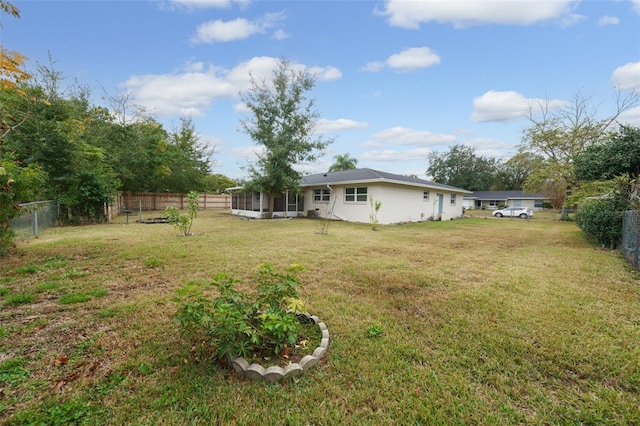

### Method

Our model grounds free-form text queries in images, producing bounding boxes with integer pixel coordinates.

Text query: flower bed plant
[173,264,326,379]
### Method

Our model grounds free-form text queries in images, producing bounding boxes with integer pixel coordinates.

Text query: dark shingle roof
[300,168,471,193]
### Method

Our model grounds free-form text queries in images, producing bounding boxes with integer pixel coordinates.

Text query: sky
[2,0,640,180]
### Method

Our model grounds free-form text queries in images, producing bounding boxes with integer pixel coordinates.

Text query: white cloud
[363,47,441,73]
[167,0,250,11]
[597,15,619,26]
[362,148,433,162]
[271,29,289,40]
[315,119,369,134]
[559,13,586,29]
[386,47,441,71]
[191,12,285,44]
[463,137,517,159]
[471,90,568,123]
[618,106,640,126]
[373,126,455,146]
[308,65,343,81]
[376,0,579,29]
[611,62,640,91]
[362,61,386,73]
[633,0,640,14]
[123,57,341,118]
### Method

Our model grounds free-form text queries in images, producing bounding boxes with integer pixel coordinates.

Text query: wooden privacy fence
[106,192,230,221]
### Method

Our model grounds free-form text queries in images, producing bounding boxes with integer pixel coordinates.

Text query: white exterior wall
[304,183,465,224]
[508,199,537,210]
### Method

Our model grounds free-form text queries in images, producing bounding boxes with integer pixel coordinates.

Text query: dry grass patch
[0,210,639,425]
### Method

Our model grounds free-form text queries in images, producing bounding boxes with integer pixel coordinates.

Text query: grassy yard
[1,210,638,425]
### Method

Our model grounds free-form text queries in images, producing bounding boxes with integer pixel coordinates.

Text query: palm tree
[328,153,358,172]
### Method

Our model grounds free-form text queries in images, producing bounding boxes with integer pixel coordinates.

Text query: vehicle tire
[519,213,527,219]
[495,213,503,217]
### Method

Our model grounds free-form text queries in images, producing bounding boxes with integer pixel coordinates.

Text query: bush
[575,197,629,248]
[173,264,307,362]
[165,191,199,236]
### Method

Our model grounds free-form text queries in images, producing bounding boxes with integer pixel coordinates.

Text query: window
[450,194,456,205]
[314,188,330,202]
[345,187,368,202]
[423,191,429,201]
[534,200,543,208]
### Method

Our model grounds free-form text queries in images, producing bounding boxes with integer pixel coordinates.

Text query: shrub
[575,196,629,249]
[173,264,307,362]
[165,191,199,236]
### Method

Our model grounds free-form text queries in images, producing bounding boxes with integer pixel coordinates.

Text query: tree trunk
[268,193,275,219]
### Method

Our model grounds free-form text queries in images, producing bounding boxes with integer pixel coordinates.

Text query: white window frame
[345,187,368,203]
[423,191,429,201]
[450,194,456,205]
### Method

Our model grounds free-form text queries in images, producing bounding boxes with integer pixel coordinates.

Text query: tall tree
[0,1,48,254]
[206,173,237,193]
[493,152,544,190]
[573,125,640,182]
[520,90,639,219]
[240,58,332,217]
[328,153,358,172]
[4,77,120,221]
[426,144,498,191]
[572,125,640,210]
[161,116,213,193]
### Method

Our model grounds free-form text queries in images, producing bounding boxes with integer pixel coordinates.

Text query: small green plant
[58,289,107,305]
[369,197,382,231]
[0,357,30,385]
[174,264,308,362]
[4,293,35,306]
[58,292,91,305]
[144,258,163,268]
[166,191,200,236]
[15,265,41,274]
[366,323,383,338]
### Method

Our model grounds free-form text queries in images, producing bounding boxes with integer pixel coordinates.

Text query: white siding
[304,183,466,224]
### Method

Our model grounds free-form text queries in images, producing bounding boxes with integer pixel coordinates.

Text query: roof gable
[300,168,471,193]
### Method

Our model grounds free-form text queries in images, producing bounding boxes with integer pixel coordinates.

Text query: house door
[437,194,444,215]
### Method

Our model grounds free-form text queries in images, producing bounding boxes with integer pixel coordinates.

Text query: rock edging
[228,313,329,383]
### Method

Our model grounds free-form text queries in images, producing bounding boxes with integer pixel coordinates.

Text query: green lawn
[1,210,638,425]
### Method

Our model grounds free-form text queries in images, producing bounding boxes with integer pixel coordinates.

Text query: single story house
[229,168,471,224]
[463,190,548,211]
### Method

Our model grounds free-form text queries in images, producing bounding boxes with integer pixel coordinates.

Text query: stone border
[227,313,329,383]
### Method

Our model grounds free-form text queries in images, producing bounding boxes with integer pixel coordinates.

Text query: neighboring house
[229,168,470,224]
[463,190,548,211]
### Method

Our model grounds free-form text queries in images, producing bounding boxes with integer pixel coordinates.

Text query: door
[437,194,444,216]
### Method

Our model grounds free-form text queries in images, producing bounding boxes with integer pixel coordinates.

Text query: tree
[573,125,640,182]
[575,188,630,249]
[206,173,237,193]
[161,116,213,193]
[328,153,358,172]
[426,144,498,191]
[520,90,639,219]
[240,59,332,217]
[0,0,46,254]
[493,152,544,190]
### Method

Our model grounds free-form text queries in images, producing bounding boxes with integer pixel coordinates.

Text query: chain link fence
[9,200,59,240]
[621,210,640,271]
